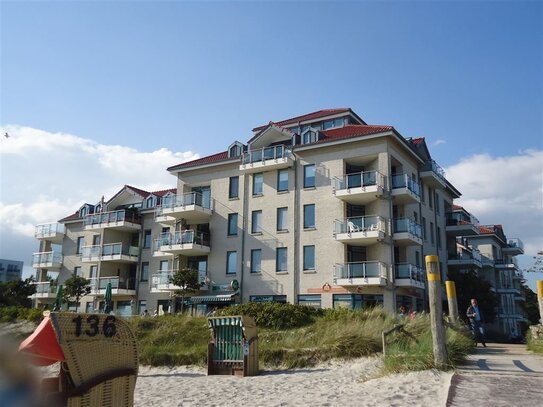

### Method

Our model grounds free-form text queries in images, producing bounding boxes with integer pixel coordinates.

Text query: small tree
[63,275,91,312]
[169,268,203,314]
[0,277,36,307]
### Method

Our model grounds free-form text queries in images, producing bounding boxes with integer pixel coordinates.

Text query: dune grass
[526,328,543,355]
[129,306,474,371]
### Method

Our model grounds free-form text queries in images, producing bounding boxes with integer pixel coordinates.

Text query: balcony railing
[34,223,65,239]
[84,209,141,227]
[151,269,207,291]
[155,192,212,220]
[334,216,387,234]
[333,170,386,191]
[89,276,135,292]
[394,263,425,282]
[154,230,210,251]
[448,250,482,263]
[391,173,420,196]
[81,243,139,261]
[334,261,388,280]
[32,281,57,295]
[393,218,423,238]
[241,145,291,164]
[421,159,446,183]
[32,251,63,267]
[503,238,524,255]
[445,213,479,227]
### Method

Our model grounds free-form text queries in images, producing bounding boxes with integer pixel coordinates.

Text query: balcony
[496,284,521,295]
[392,218,423,246]
[153,230,211,257]
[150,269,207,293]
[394,264,425,289]
[447,250,482,268]
[29,282,57,299]
[333,216,386,246]
[495,259,518,271]
[420,160,446,188]
[513,270,524,280]
[503,238,524,255]
[333,171,386,204]
[81,243,139,263]
[445,214,480,236]
[239,145,294,174]
[155,192,212,224]
[84,210,141,232]
[32,251,62,269]
[34,223,65,244]
[89,276,136,296]
[391,174,421,204]
[333,261,388,287]
[497,307,525,320]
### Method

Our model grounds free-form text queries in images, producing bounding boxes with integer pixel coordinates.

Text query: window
[302,130,318,144]
[251,210,262,234]
[298,294,321,309]
[253,173,263,195]
[429,188,434,209]
[435,193,440,213]
[277,169,288,192]
[229,176,239,199]
[276,247,288,272]
[90,265,98,279]
[437,227,442,249]
[303,245,315,271]
[229,143,243,158]
[303,204,315,229]
[276,207,288,231]
[333,294,362,310]
[420,182,425,203]
[304,164,315,188]
[251,249,262,273]
[141,262,149,282]
[76,237,84,254]
[138,300,147,315]
[422,218,427,241]
[74,266,81,277]
[146,196,155,208]
[227,213,238,236]
[226,251,237,275]
[143,230,152,248]
[430,222,435,244]
[322,118,344,130]
[85,302,94,313]
[92,234,101,246]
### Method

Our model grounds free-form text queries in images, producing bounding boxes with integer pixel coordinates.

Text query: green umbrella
[52,284,63,311]
[103,282,113,314]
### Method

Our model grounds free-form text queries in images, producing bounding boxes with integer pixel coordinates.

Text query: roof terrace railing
[84,209,141,227]
[241,145,292,164]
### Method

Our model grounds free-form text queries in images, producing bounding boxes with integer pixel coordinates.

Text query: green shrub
[0,306,44,323]
[527,328,543,355]
[216,302,322,329]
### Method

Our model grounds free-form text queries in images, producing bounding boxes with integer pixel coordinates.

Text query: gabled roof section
[320,125,393,142]
[168,151,231,172]
[248,124,294,150]
[406,137,432,161]
[251,108,363,133]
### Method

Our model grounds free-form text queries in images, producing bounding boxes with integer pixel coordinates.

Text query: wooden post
[425,255,447,369]
[537,280,543,325]
[445,280,459,323]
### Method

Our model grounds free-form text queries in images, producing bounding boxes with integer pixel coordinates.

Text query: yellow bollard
[445,280,459,323]
[537,280,543,325]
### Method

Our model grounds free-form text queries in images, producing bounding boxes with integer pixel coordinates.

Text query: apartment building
[31,108,461,316]
[0,259,23,282]
[445,205,526,336]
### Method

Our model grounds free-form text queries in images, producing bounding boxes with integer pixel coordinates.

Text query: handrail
[154,230,210,250]
[84,209,141,226]
[81,243,139,259]
[334,215,386,234]
[394,263,425,282]
[241,145,291,164]
[391,173,420,197]
[157,191,212,213]
[334,261,388,280]
[333,170,386,191]
[35,223,65,238]
[32,251,62,265]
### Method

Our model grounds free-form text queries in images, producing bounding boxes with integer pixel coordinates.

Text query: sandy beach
[134,357,452,407]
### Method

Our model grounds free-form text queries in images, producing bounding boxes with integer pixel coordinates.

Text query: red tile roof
[167,151,230,171]
[59,211,82,222]
[410,137,425,146]
[453,204,463,210]
[152,188,177,197]
[252,108,352,132]
[125,185,151,198]
[320,125,393,142]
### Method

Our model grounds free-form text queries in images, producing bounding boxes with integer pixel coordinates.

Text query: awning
[19,313,65,366]
[190,293,237,304]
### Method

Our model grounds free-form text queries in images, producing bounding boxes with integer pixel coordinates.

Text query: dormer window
[80,206,87,217]
[228,141,244,158]
[302,129,319,145]
[95,204,101,213]
[322,118,345,130]
[146,196,155,208]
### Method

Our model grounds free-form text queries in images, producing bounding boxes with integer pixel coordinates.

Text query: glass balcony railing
[81,243,139,260]
[505,238,524,251]
[334,261,388,280]
[84,209,141,227]
[154,230,210,251]
[394,263,425,282]
[393,218,423,238]
[35,223,65,238]
[391,173,420,197]
[32,251,62,267]
[156,192,211,217]
[421,159,446,182]
[89,276,135,291]
[333,170,386,191]
[448,250,482,263]
[242,145,291,164]
[32,281,57,295]
[334,216,386,234]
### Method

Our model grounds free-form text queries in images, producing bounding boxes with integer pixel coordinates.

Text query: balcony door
[192,186,211,209]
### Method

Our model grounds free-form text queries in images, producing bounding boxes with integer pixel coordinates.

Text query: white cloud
[432,139,446,146]
[0,125,199,269]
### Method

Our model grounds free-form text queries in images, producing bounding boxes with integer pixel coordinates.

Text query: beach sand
[134,357,452,407]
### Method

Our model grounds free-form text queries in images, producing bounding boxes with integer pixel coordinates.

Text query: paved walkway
[446,343,543,406]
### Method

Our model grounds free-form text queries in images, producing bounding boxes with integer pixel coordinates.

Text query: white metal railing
[32,251,62,267]
[35,223,65,238]
[153,230,209,251]
[241,145,292,164]
[393,218,423,238]
[390,173,420,197]
[81,243,139,260]
[334,261,388,280]
[84,209,141,227]
[333,170,386,191]
[394,263,425,282]
[155,192,211,218]
[334,215,386,235]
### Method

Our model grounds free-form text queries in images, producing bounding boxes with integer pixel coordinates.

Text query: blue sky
[1,1,542,290]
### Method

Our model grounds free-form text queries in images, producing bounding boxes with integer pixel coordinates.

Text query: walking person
[466,298,487,347]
